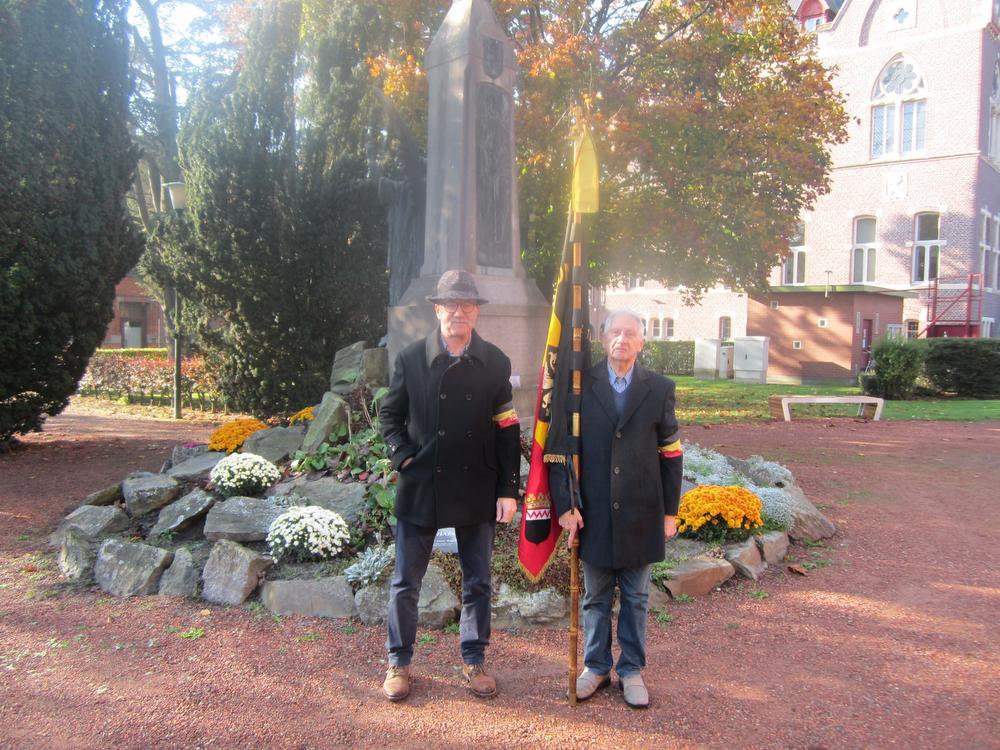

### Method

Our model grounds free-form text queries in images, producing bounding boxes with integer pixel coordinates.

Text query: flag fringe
[542,454,566,465]
[516,542,561,584]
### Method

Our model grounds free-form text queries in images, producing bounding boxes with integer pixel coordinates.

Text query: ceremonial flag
[518,121,599,582]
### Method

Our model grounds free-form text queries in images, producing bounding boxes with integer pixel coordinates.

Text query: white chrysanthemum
[753,487,794,529]
[266,505,350,562]
[210,453,281,497]
[682,442,738,486]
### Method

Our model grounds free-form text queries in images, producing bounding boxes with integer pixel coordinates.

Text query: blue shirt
[607,362,634,393]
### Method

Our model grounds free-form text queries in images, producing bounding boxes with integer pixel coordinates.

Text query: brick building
[100,271,167,349]
[603,0,1000,382]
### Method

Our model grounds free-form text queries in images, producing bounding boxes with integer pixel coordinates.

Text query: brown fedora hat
[426,269,489,305]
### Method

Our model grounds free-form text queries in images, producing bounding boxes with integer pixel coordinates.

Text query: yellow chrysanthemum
[288,406,315,426]
[208,418,268,454]
[676,485,763,535]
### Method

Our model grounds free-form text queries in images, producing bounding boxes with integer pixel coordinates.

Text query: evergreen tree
[172,0,387,416]
[0,0,143,443]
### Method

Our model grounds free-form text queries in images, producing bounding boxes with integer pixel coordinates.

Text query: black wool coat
[379,329,521,529]
[551,360,683,569]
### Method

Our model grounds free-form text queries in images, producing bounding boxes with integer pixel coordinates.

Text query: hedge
[79,352,225,410]
[923,338,1000,398]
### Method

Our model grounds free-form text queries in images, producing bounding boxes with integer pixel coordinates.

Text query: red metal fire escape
[919,274,983,338]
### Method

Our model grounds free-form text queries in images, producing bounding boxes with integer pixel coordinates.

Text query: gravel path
[0,405,998,749]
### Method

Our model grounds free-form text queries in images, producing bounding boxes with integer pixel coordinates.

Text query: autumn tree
[361,0,849,295]
[0,0,143,442]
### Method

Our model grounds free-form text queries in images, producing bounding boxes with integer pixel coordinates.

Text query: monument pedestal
[388,273,549,421]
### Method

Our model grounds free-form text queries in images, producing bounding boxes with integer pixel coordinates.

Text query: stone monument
[387,0,549,419]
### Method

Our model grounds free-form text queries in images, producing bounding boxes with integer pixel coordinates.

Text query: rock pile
[51,342,837,629]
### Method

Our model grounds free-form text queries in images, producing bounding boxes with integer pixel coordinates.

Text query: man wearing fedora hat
[379,269,521,702]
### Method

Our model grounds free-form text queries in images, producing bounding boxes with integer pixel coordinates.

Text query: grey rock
[360,348,389,388]
[241,425,306,465]
[167,452,226,482]
[94,539,173,597]
[755,530,790,564]
[301,392,350,454]
[661,556,735,598]
[122,474,180,517]
[201,540,274,605]
[158,548,200,597]
[203,496,286,542]
[353,563,458,628]
[149,489,216,539]
[492,584,568,629]
[416,563,459,628]
[648,584,671,611]
[172,443,208,466]
[519,454,530,480]
[50,505,130,548]
[786,484,836,542]
[260,577,356,619]
[273,476,366,527]
[680,477,697,497]
[664,536,710,562]
[354,579,390,626]
[329,341,366,394]
[723,538,767,580]
[80,484,122,508]
[57,527,97,582]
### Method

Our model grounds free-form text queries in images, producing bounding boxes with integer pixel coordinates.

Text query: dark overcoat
[551,360,683,569]
[379,329,521,529]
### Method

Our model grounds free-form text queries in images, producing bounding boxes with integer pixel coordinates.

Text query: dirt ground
[0,404,998,750]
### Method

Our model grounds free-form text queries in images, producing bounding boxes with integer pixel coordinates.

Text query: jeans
[386,519,494,667]
[581,560,653,678]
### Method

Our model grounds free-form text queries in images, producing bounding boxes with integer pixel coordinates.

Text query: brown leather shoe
[462,663,498,698]
[382,665,410,701]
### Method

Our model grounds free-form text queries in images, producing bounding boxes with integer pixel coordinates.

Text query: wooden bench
[768,394,885,422]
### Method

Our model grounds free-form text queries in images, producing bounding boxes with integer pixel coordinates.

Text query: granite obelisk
[387,0,549,417]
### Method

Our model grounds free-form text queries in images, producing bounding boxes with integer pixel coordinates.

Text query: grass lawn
[672,376,1000,424]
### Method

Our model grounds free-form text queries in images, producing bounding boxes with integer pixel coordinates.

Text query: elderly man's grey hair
[601,308,645,337]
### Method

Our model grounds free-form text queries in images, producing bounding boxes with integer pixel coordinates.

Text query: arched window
[649,318,661,338]
[719,316,732,340]
[871,56,926,159]
[852,217,877,283]
[912,213,941,283]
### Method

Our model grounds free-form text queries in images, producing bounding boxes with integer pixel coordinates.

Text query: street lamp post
[163,181,187,420]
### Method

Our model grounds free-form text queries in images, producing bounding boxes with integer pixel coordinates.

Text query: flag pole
[567,208,585,706]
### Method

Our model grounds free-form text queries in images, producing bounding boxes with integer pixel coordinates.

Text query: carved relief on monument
[475,83,513,268]
[482,36,504,79]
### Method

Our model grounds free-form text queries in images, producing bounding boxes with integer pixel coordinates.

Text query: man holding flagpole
[550,309,684,709]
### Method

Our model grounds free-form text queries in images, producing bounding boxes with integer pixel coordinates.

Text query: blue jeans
[581,561,653,678]
[386,519,494,667]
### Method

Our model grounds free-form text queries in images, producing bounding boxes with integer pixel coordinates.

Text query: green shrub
[869,339,924,399]
[923,338,1000,397]
[642,341,695,375]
